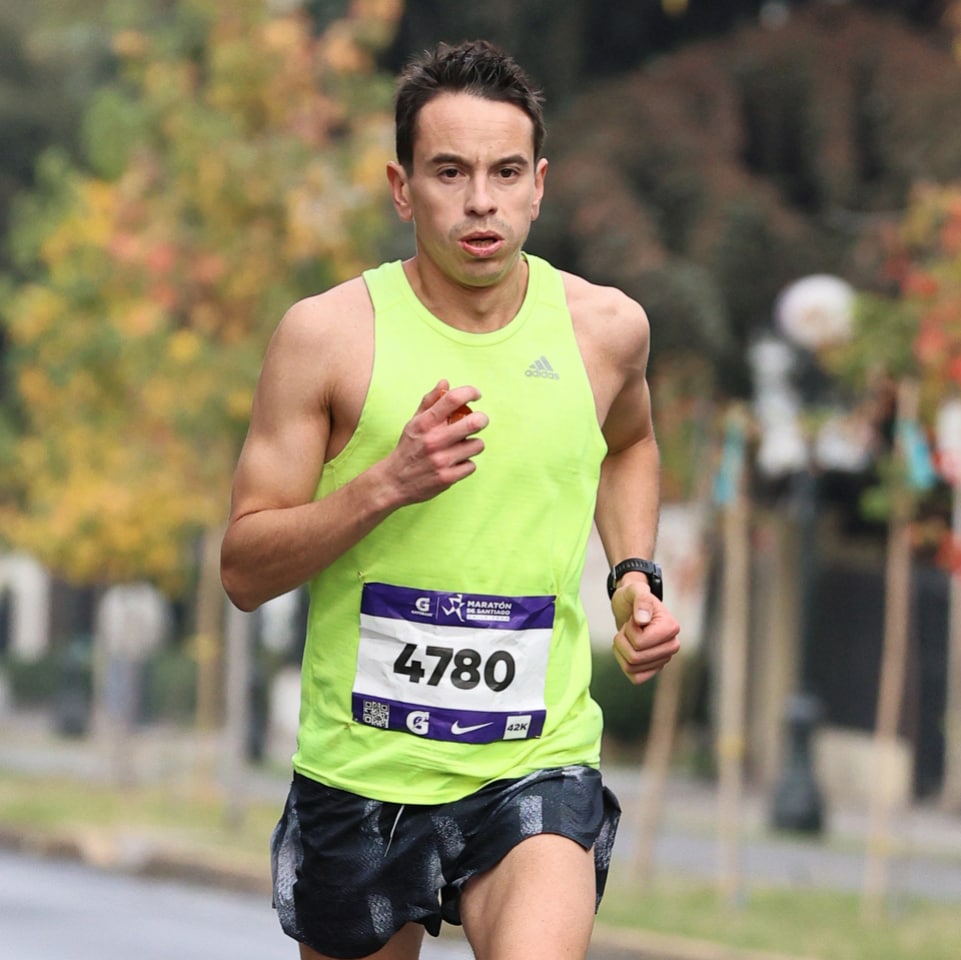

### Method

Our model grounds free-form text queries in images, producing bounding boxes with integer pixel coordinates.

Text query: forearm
[594,433,661,566]
[221,461,400,611]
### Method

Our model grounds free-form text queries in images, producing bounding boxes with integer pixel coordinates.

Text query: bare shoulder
[270,275,373,358]
[260,276,373,396]
[560,270,650,367]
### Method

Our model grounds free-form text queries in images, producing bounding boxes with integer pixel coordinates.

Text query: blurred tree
[0,0,157,268]
[820,179,961,859]
[384,0,953,102]
[830,183,961,429]
[0,0,399,593]
[532,7,961,396]
[0,0,181,503]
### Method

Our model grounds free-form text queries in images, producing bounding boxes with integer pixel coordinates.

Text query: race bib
[352,582,554,743]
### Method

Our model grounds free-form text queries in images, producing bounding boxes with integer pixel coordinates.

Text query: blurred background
[2,1,961,958]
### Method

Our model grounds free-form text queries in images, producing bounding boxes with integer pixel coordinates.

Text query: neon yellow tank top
[292,254,607,803]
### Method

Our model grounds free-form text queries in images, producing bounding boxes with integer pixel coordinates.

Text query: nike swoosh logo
[450,720,494,736]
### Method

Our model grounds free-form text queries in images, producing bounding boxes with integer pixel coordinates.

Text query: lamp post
[761,275,857,833]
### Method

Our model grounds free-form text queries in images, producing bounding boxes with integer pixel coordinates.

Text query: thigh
[298,922,424,960]
[459,833,596,960]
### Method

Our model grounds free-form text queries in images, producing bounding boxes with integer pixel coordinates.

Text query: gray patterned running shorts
[270,765,620,959]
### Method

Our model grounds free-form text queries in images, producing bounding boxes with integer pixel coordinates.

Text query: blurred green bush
[590,649,657,744]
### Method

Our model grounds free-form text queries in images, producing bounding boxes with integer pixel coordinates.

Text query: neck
[402,255,529,333]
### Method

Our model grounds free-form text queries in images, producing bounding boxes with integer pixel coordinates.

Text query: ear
[387,161,413,223]
[530,157,548,221]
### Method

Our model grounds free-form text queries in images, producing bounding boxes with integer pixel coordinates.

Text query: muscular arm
[578,286,680,684]
[220,290,487,612]
[593,360,660,568]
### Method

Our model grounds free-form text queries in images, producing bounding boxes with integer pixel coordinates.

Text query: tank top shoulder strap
[362,260,407,312]
[524,254,568,313]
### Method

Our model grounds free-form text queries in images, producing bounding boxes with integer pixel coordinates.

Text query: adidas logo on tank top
[525,355,559,379]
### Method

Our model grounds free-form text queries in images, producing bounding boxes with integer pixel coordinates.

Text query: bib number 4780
[392,642,516,692]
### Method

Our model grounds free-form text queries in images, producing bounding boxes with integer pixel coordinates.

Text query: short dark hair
[395,40,546,172]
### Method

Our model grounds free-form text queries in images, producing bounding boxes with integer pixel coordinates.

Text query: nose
[465,175,496,216]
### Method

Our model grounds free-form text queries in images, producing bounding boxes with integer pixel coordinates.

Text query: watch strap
[607,558,663,600]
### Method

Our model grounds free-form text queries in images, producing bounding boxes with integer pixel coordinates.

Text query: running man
[221,39,680,960]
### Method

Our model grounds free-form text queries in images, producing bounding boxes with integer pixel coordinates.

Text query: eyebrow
[427,152,531,169]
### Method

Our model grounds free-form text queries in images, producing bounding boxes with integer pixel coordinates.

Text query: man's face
[388,92,547,288]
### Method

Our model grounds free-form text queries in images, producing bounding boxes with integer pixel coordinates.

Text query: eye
[439,167,461,180]
[497,167,521,180]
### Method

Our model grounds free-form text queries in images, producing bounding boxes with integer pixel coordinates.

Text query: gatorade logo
[406,711,430,736]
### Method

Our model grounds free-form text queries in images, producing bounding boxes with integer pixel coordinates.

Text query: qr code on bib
[362,700,390,728]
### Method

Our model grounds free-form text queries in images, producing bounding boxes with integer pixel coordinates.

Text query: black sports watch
[607,558,663,600]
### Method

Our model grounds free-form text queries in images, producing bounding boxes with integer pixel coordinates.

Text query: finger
[614,629,679,667]
[434,384,481,418]
[419,380,451,413]
[623,665,664,686]
[633,601,653,627]
[612,645,663,685]
[439,390,488,438]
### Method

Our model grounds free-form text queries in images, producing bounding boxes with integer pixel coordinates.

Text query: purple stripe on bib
[352,693,546,744]
[361,582,555,631]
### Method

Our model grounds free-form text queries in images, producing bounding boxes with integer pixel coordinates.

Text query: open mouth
[460,233,503,255]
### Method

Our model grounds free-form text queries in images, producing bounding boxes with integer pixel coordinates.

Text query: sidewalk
[2,709,960,957]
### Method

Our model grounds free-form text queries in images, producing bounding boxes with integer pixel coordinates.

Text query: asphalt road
[0,848,671,960]
[0,849,476,960]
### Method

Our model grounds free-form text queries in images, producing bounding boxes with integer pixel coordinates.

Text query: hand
[610,575,680,685]
[386,380,489,505]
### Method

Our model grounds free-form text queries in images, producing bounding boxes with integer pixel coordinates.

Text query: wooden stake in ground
[632,654,684,887]
[936,399,961,813]
[942,482,961,813]
[223,601,253,830]
[631,403,715,888]
[862,377,921,919]
[195,524,227,733]
[192,523,227,795]
[714,408,752,906]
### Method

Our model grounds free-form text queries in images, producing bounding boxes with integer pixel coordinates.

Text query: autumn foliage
[1,0,400,592]
[891,185,961,402]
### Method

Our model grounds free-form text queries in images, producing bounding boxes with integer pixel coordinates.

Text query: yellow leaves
[40,179,116,266]
[112,29,149,59]
[117,301,164,339]
[17,367,53,409]
[261,16,305,55]
[283,125,392,264]
[3,0,400,590]
[141,378,178,421]
[193,151,228,202]
[347,0,404,52]
[168,329,202,364]
[321,23,369,74]
[226,388,253,421]
[352,130,393,191]
[80,180,119,238]
[144,59,197,103]
[901,182,961,262]
[6,285,64,340]
[5,405,235,592]
[351,0,404,23]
